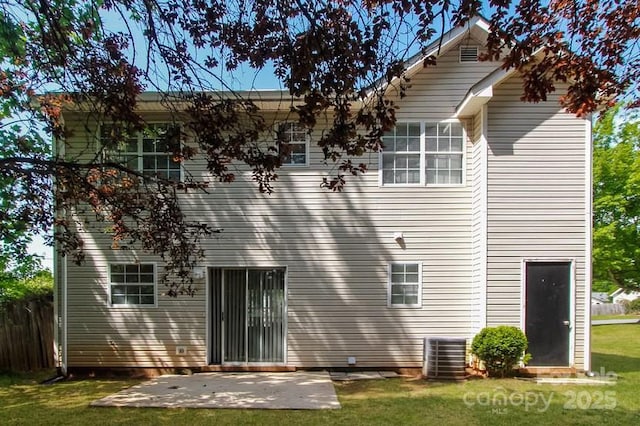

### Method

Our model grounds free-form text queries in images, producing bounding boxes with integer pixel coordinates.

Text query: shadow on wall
[67,232,207,369]
[67,173,405,369]
[185,164,463,368]
[67,133,473,369]
[486,81,576,157]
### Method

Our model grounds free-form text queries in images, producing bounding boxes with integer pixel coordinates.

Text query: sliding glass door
[210,268,286,364]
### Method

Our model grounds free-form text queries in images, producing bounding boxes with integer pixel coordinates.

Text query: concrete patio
[91,371,341,410]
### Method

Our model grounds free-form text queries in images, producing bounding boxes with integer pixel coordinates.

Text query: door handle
[563,320,570,327]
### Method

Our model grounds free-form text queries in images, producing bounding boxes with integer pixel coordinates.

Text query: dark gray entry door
[525,261,572,366]
[210,268,286,364]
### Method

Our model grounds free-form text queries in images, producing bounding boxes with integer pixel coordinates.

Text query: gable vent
[460,46,479,63]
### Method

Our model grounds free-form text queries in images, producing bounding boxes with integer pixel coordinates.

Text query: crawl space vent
[460,46,479,63]
[423,337,467,380]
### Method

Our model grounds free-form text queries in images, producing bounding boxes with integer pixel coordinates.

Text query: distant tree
[591,279,618,294]
[0,255,53,303]
[0,0,638,295]
[593,106,640,291]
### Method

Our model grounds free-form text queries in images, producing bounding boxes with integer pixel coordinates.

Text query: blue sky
[28,236,53,271]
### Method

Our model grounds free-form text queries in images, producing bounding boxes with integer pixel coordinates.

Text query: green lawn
[592,314,640,321]
[2,325,639,425]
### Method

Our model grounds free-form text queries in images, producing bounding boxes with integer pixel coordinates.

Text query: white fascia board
[404,17,483,78]
[455,86,494,117]
[368,16,490,99]
[455,46,551,117]
[455,67,514,117]
[609,288,623,297]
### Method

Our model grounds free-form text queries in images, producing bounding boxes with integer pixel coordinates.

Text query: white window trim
[379,122,423,187]
[98,122,184,181]
[387,261,423,309]
[425,120,466,187]
[108,262,158,308]
[379,119,466,188]
[275,121,310,167]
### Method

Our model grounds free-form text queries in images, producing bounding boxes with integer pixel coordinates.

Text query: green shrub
[627,298,640,314]
[471,326,530,378]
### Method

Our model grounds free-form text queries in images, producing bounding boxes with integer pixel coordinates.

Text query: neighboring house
[610,289,640,304]
[54,17,592,374]
[591,292,610,305]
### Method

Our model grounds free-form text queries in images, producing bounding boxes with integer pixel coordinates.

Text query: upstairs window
[109,264,156,306]
[425,122,464,184]
[381,122,421,185]
[380,121,465,186]
[277,122,309,166]
[101,123,182,181]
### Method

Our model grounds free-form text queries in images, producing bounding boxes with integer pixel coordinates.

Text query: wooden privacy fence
[591,303,626,316]
[0,298,55,371]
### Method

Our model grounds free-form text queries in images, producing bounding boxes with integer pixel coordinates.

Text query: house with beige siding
[54,17,592,374]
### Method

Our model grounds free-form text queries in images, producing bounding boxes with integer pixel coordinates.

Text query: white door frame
[206,266,288,366]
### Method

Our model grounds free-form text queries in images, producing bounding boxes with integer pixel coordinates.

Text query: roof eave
[454,85,494,118]
[61,90,304,114]
[366,15,491,100]
[454,47,549,117]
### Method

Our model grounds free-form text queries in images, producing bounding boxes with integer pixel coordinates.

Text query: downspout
[53,121,68,376]
[52,133,60,373]
[583,114,593,373]
[480,104,488,330]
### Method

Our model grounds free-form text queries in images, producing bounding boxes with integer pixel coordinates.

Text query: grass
[592,314,640,321]
[2,325,639,425]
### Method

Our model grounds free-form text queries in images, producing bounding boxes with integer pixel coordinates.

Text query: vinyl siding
[58,40,582,369]
[485,76,588,368]
[58,118,207,367]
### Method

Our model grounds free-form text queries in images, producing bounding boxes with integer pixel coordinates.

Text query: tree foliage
[0,255,53,304]
[593,105,640,291]
[0,0,638,295]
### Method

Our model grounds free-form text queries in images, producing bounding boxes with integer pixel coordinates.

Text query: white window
[425,122,464,184]
[109,264,156,306]
[277,122,309,166]
[388,262,422,308]
[381,122,422,184]
[380,121,465,186]
[101,123,182,181]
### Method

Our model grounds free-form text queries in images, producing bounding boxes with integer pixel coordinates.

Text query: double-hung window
[425,122,464,184]
[101,123,182,181]
[109,264,156,306]
[380,121,464,186]
[277,122,309,166]
[388,263,422,308]
[381,123,422,184]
